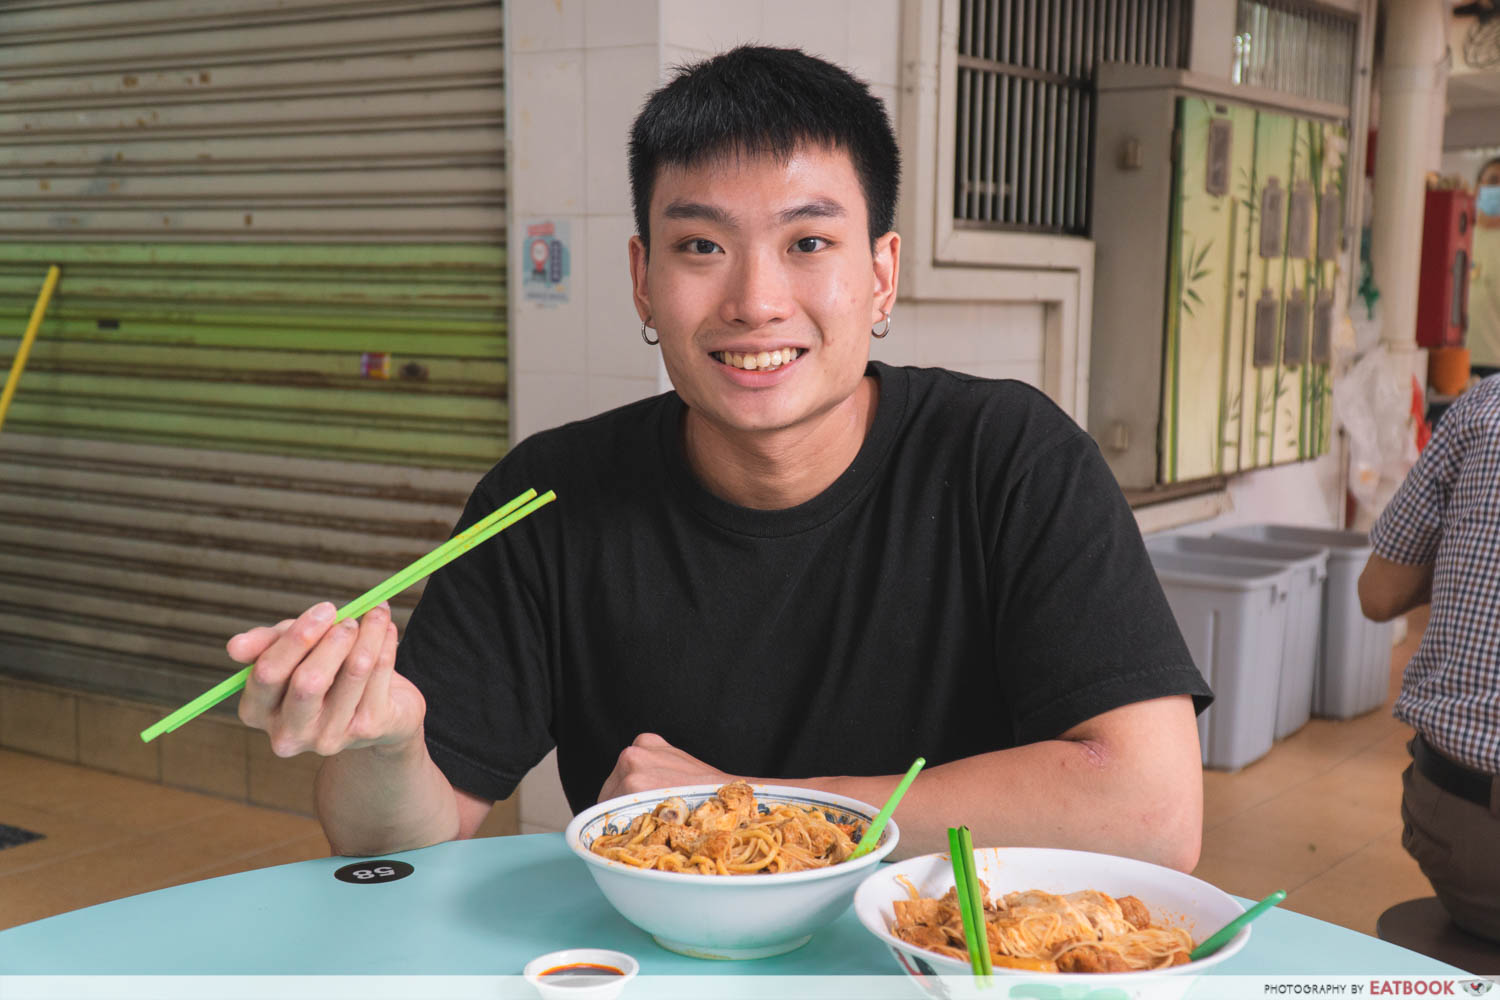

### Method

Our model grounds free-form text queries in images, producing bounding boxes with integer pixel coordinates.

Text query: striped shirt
[1371,375,1500,774]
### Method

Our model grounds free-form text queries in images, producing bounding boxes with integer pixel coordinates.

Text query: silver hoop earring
[641,321,659,346]
[871,311,891,338]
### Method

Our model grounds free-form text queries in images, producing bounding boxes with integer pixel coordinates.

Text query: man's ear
[872,231,901,322]
[629,234,651,323]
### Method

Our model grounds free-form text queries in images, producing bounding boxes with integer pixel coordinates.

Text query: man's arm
[599,694,1203,872]
[315,734,494,856]
[1357,553,1434,623]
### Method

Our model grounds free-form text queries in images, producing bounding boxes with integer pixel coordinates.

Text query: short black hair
[628,45,900,251]
[1479,156,1500,184]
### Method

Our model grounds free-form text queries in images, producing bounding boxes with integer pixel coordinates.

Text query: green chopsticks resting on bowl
[139,487,557,744]
[948,825,992,977]
[1189,888,1285,961]
[848,757,924,860]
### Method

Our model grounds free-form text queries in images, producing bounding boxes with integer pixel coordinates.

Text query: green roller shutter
[0,0,508,704]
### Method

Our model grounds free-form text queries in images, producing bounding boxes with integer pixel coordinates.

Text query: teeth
[715,348,800,371]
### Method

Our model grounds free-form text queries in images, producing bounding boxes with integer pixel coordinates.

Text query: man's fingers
[315,606,391,754]
[247,603,338,689]
[633,732,671,748]
[349,620,400,746]
[237,603,338,726]
[225,620,295,664]
[271,617,361,747]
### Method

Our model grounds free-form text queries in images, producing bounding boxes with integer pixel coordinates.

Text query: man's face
[1479,163,1500,223]
[629,145,898,439]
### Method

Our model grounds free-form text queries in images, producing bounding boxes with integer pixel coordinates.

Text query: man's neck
[682,376,880,510]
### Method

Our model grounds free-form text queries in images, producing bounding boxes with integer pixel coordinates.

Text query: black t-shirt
[397,362,1211,813]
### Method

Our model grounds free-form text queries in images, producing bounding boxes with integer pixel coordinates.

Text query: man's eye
[685,239,721,254]
[793,237,828,253]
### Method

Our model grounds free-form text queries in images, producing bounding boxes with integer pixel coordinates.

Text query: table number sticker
[334,860,414,885]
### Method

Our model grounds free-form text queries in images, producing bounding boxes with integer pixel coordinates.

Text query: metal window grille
[1232,0,1358,106]
[954,0,1189,235]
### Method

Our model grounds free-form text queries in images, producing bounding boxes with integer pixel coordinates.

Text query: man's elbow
[1357,576,1400,623]
[1154,819,1201,873]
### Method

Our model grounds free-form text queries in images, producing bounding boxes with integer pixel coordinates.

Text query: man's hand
[229,601,426,759]
[597,733,735,801]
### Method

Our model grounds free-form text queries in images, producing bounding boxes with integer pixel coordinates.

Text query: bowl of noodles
[565,780,898,960]
[854,846,1249,999]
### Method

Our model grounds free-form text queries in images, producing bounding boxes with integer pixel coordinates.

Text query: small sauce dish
[522,948,639,1000]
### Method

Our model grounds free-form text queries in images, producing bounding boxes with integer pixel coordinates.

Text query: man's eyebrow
[661,201,739,227]
[778,198,847,224]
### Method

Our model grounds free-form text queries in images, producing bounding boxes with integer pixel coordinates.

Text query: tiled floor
[0,610,1434,936]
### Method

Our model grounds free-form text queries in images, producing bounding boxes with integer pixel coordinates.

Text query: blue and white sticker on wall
[523,219,571,306]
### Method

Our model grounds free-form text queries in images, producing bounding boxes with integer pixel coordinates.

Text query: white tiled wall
[870,302,1049,387]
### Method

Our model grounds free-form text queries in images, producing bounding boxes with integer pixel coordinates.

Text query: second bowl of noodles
[854,846,1249,999]
[565,781,897,960]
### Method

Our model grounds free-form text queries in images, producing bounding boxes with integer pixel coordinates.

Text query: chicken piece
[1056,944,1133,973]
[894,896,956,929]
[697,829,736,863]
[895,924,953,953]
[941,879,990,910]
[666,825,699,853]
[716,781,758,822]
[653,796,689,825]
[803,821,838,857]
[1116,895,1151,931]
[1063,889,1134,939]
[688,796,741,832]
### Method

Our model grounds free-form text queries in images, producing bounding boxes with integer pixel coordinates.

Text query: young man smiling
[228,47,1212,868]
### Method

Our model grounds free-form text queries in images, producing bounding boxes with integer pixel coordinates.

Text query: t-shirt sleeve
[1369,405,1464,566]
[990,428,1212,745]
[395,462,558,804]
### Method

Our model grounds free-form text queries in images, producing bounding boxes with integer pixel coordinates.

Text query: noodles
[890,880,1195,973]
[588,781,866,875]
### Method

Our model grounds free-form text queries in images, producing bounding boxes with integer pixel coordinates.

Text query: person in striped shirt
[1358,374,1500,944]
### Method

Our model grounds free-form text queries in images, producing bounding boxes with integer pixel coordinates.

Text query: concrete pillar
[1370,0,1448,353]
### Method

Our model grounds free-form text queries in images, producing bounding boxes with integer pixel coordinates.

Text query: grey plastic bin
[1148,550,1292,770]
[1147,535,1329,740]
[1218,525,1394,719]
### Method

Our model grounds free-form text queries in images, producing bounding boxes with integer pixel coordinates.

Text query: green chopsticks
[849,757,924,860]
[948,825,992,977]
[139,488,557,744]
[1189,888,1285,961]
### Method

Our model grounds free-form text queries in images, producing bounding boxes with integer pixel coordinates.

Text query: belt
[1412,733,1496,810]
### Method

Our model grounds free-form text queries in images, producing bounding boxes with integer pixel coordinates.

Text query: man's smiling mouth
[712,348,803,372]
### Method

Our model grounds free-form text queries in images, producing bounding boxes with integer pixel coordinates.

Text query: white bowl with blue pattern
[565,783,899,960]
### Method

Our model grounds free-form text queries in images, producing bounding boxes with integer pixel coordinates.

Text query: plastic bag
[1333,343,1420,518]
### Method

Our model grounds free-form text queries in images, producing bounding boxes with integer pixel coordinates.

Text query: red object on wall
[1410,376,1431,452]
[1415,188,1476,349]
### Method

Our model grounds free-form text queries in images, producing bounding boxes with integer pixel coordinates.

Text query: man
[1358,374,1500,943]
[228,47,1210,868]
[1471,157,1500,378]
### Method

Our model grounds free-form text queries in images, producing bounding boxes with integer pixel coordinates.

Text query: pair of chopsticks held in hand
[140,488,556,743]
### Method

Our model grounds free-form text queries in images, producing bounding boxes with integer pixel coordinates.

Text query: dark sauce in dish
[540,963,625,984]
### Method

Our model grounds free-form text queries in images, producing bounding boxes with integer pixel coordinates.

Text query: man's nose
[719,249,792,329]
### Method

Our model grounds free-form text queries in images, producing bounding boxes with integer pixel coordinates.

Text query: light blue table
[0,833,1465,978]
